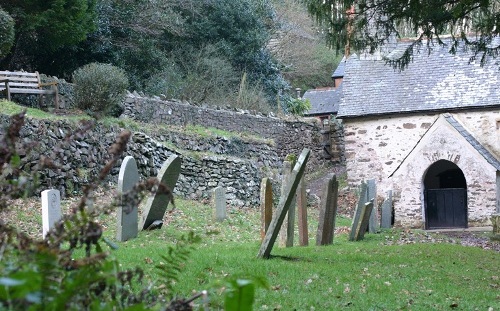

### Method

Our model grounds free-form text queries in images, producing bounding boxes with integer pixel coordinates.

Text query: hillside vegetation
[0,0,339,114]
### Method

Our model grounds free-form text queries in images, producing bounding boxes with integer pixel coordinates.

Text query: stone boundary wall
[122,94,327,169]
[1,115,262,206]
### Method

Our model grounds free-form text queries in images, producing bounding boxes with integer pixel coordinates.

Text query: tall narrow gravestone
[257,148,310,259]
[297,177,308,246]
[117,156,140,241]
[367,179,378,233]
[214,186,226,221]
[316,175,339,246]
[140,155,182,230]
[279,161,295,247]
[260,178,273,239]
[349,182,368,241]
[380,190,393,229]
[42,189,61,239]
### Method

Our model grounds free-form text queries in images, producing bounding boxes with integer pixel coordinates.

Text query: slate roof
[444,114,500,170]
[331,56,347,78]
[338,41,500,118]
[302,84,342,116]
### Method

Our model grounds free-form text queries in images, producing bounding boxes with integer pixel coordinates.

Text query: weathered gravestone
[316,175,339,246]
[257,148,310,259]
[213,186,226,221]
[349,182,368,241]
[260,178,273,240]
[42,189,62,239]
[380,190,393,229]
[117,156,140,241]
[351,200,374,241]
[140,154,181,230]
[491,214,500,241]
[297,177,308,246]
[367,179,379,233]
[279,161,295,247]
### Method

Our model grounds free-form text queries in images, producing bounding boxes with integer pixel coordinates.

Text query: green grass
[93,198,499,310]
[0,100,91,121]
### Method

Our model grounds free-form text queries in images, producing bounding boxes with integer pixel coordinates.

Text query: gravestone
[213,186,226,221]
[117,156,140,241]
[279,161,295,248]
[380,190,393,229]
[260,178,273,239]
[257,148,310,259]
[42,189,62,239]
[316,175,339,246]
[349,182,368,241]
[367,179,378,233]
[351,200,374,241]
[140,154,182,230]
[491,214,500,241]
[297,177,308,246]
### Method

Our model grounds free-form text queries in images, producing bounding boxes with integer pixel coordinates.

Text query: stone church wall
[343,110,499,227]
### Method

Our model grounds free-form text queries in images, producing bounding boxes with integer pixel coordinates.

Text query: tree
[0,0,97,70]
[0,6,14,58]
[303,0,500,68]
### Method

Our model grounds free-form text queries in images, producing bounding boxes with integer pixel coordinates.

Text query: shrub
[0,6,14,58]
[73,63,129,118]
[286,97,312,115]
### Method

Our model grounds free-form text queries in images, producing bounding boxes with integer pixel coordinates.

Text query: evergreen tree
[303,0,500,68]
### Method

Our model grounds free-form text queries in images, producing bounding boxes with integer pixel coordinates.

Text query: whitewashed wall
[343,110,500,228]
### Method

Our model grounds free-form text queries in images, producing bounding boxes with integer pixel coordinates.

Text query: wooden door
[425,189,467,229]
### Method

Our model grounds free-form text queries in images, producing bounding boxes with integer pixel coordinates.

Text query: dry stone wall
[122,93,326,169]
[1,115,261,206]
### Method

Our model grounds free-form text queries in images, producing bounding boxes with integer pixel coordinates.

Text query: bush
[73,63,129,118]
[0,6,14,58]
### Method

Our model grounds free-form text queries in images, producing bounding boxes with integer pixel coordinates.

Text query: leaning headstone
[279,161,295,248]
[297,177,308,246]
[213,186,226,221]
[316,175,339,246]
[140,154,182,230]
[349,182,368,241]
[42,189,62,239]
[367,179,378,233]
[117,156,140,242]
[380,190,393,229]
[257,148,310,259]
[491,214,500,241]
[352,200,374,241]
[260,178,273,240]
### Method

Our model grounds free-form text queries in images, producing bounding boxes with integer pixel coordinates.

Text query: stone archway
[423,160,467,229]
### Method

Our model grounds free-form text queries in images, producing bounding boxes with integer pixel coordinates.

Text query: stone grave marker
[380,190,393,229]
[42,189,62,239]
[491,214,500,241]
[352,200,374,241]
[257,148,310,259]
[279,161,295,248]
[316,175,339,246]
[140,154,182,230]
[297,177,308,246]
[367,179,378,233]
[260,178,273,239]
[213,186,227,221]
[349,182,368,241]
[117,156,140,242]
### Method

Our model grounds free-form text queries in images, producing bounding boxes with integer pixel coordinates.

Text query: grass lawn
[97,198,499,310]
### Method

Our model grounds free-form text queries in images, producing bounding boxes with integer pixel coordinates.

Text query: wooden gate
[425,188,467,229]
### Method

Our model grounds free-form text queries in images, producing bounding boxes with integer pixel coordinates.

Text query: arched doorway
[424,160,467,229]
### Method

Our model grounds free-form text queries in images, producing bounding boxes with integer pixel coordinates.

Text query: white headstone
[42,189,61,239]
[117,156,140,241]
